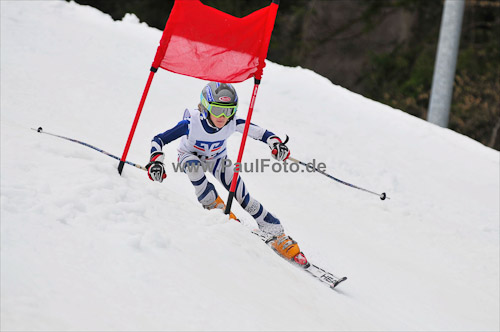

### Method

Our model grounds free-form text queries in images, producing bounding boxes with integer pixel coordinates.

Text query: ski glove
[267,135,290,161]
[146,151,167,183]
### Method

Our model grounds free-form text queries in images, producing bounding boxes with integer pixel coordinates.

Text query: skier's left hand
[267,135,290,161]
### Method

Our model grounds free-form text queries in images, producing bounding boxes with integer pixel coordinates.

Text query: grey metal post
[427,0,465,127]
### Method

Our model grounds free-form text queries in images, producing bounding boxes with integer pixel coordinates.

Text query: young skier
[146,82,305,263]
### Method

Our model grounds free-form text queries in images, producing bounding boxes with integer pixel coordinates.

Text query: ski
[251,229,347,290]
[303,263,348,289]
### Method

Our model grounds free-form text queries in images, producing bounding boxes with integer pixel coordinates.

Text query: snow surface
[1,1,499,331]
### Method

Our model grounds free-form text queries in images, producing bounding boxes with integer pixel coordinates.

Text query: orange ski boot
[271,234,302,261]
[205,196,238,221]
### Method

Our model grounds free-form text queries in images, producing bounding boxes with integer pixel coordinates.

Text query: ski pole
[288,156,389,200]
[31,127,147,171]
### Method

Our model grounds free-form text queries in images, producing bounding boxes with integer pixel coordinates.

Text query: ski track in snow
[1,1,499,331]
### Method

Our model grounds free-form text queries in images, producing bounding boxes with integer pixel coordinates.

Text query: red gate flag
[151,0,279,82]
[118,0,279,175]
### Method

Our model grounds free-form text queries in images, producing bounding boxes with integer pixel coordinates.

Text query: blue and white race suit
[151,109,284,235]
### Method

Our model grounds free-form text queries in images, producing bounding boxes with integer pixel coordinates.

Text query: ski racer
[146,82,305,263]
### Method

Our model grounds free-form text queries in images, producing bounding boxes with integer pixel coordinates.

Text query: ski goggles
[201,96,237,118]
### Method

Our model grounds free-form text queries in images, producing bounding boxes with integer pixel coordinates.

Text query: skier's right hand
[146,151,167,183]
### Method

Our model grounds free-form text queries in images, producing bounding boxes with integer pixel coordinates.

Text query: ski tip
[331,277,348,289]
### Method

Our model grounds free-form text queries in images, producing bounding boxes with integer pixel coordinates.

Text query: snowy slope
[1,1,499,331]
